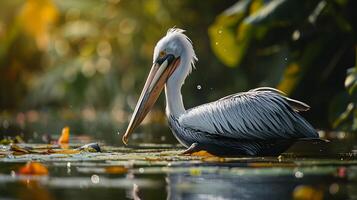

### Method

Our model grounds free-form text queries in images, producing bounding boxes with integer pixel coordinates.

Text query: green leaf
[208,0,252,67]
[345,67,357,95]
[333,103,355,129]
[244,0,313,26]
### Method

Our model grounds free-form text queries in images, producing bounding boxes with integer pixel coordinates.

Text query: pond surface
[0,138,356,200]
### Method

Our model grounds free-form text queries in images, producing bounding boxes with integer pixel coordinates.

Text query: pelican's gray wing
[178,87,318,140]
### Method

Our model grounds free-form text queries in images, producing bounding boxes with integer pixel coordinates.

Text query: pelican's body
[123,28,319,156]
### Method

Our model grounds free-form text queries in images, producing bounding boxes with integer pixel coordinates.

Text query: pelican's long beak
[122,54,180,144]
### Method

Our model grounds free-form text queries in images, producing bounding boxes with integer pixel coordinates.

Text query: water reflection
[166,167,354,200]
[0,140,356,200]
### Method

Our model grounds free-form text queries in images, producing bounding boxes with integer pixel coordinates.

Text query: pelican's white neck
[165,81,185,118]
[164,53,192,118]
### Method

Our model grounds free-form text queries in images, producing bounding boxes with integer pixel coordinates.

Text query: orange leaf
[59,143,69,149]
[19,162,49,175]
[105,166,128,174]
[58,126,70,144]
[202,156,226,162]
[191,150,216,157]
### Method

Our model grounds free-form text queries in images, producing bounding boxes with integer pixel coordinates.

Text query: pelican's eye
[159,51,166,58]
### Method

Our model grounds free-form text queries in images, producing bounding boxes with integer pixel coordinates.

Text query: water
[0,138,356,200]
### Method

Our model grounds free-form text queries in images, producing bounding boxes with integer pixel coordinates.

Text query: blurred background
[0,0,356,145]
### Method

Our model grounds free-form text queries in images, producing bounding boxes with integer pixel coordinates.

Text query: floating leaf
[190,150,215,157]
[201,156,226,163]
[8,142,101,155]
[105,166,128,174]
[49,143,101,154]
[58,126,70,144]
[49,149,80,154]
[19,162,49,175]
[10,144,32,154]
[76,143,101,153]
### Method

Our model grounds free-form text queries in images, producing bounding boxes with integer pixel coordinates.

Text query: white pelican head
[122,28,197,144]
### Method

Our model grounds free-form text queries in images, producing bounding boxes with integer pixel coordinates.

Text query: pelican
[122,28,319,156]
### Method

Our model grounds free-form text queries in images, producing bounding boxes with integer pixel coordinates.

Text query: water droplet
[139,168,145,173]
[284,57,288,61]
[66,162,72,174]
[215,42,219,45]
[292,30,300,41]
[10,170,16,178]
[278,155,283,162]
[295,171,304,178]
[197,85,202,90]
[218,30,223,34]
[91,174,100,184]
[329,183,339,194]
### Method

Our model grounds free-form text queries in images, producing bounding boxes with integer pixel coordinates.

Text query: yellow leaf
[293,185,323,200]
[249,0,264,14]
[208,0,252,67]
[18,0,58,49]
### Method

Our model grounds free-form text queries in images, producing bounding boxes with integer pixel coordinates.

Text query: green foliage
[209,0,357,131]
[345,63,357,96]
[334,50,357,131]
[0,0,236,140]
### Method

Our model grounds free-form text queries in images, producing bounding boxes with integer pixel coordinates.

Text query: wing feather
[179,88,318,140]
